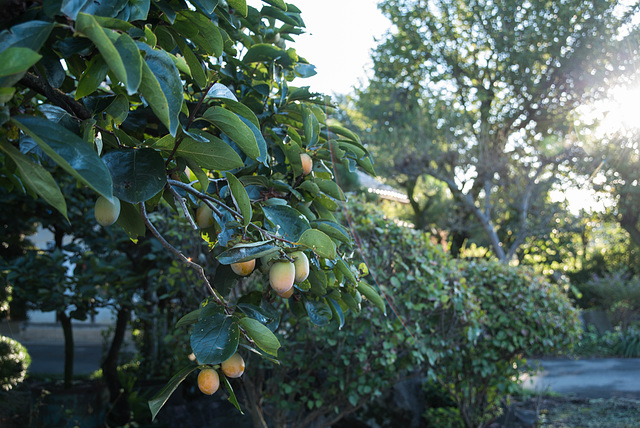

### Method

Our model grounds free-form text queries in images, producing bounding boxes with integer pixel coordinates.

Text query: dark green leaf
[225,172,252,227]
[202,107,259,160]
[236,115,268,166]
[261,0,286,10]
[328,297,345,329]
[177,40,206,88]
[12,116,113,200]
[310,220,353,245]
[227,0,247,16]
[115,201,146,239]
[0,47,41,77]
[76,14,131,90]
[0,139,67,219]
[175,308,202,328]
[138,43,182,136]
[221,374,244,414]
[190,313,239,364]
[336,257,356,285]
[153,130,244,171]
[357,281,386,315]
[238,317,280,356]
[102,148,166,204]
[213,264,238,296]
[114,33,142,95]
[61,0,89,20]
[242,44,285,63]
[262,205,310,241]
[304,298,332,326]
[206,83,237,101]
[316,178,345,201]
[296,229,336,260]
[148,365,198,421]
[0,21,54,52]
[217,241,278,264]
[260,5,299,26]
[236,303,279,331]
[76,55,109,99]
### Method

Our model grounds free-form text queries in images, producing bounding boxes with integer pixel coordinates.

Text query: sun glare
[596,84,640,135]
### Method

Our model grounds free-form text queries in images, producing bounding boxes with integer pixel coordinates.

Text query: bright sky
[247,0,391,96]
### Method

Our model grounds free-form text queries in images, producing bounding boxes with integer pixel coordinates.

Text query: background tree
[354,0,640,262]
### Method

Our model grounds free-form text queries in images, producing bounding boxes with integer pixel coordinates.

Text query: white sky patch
[247,0,391,96]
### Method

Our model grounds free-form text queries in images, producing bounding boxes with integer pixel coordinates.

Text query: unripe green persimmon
[94,196,121,227]
[269,261,295,294]
[300,153,313,175]
[291,251,309,283]
[231,259,256,276]
[195,204,214,229]
[197,368,219,395]
[221,352,245,378]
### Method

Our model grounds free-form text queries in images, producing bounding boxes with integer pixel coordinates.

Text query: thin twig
[165,182,198,230]
[138,202,225,307]
[167,179,299,247]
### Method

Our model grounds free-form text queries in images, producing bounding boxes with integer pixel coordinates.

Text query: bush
[576,270,640,329]
[349,198,581,427]
[0,335,31,391]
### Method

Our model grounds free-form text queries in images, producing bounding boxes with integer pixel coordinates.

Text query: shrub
[576,270,640,329]
[0,335,31,391]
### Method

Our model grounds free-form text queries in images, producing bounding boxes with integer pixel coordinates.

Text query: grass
[536,396,640,427]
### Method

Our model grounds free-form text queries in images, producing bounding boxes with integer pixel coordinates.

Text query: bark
[58,311,73,389]
[102,307,131,425]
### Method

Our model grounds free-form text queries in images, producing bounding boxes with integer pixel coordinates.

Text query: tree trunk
[58,311,73,389]
[102,307,131,425]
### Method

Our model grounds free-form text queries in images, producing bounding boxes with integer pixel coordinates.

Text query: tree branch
[18,72,91,120]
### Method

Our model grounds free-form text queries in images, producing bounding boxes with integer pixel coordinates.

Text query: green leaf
[113,33,143,95]
[148,365,198,421]
[202,107,259,160]
[217,241,279,264]
[327,298,345,329]
[115,201,146,239]
[153,130,243,171]
[76,14,131,92]
[296,229,336,260]
[0,139,67,219]
[261,0,286,10]
[316,178,345,201]
[190,313,240,364]
[336,257,356,285]
[12,116,113,200]
[102,149,167,204]
[205,83,237,101]
[357,281,386,315]
[260,5,300,26]
[0,47,41,77]
[304,298,332,326]
[262,205,310,241]
[176,40,206,88]
[0,21,53,59]
[175,308,202,328]
[76,55,109,99]
[238,317,280,356]
[174,11,223,57]
[61,0,89,19]
[227,0,247,16]
[302,105,319,146]
[138,44,182,136]
[327,122,360,143]
[310,220,353,246]
[221,374,244,414]
[237,302,279,331]
[225,172,252,227]
[236,115,269,166]
[242,44,285,63]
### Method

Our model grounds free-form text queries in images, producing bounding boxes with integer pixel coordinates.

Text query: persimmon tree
[0,0,379,419]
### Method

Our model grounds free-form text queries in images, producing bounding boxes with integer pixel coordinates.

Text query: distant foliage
[0,335,31,392]
[577,270,640,329]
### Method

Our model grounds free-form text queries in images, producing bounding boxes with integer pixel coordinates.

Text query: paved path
[523,358,640,398]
